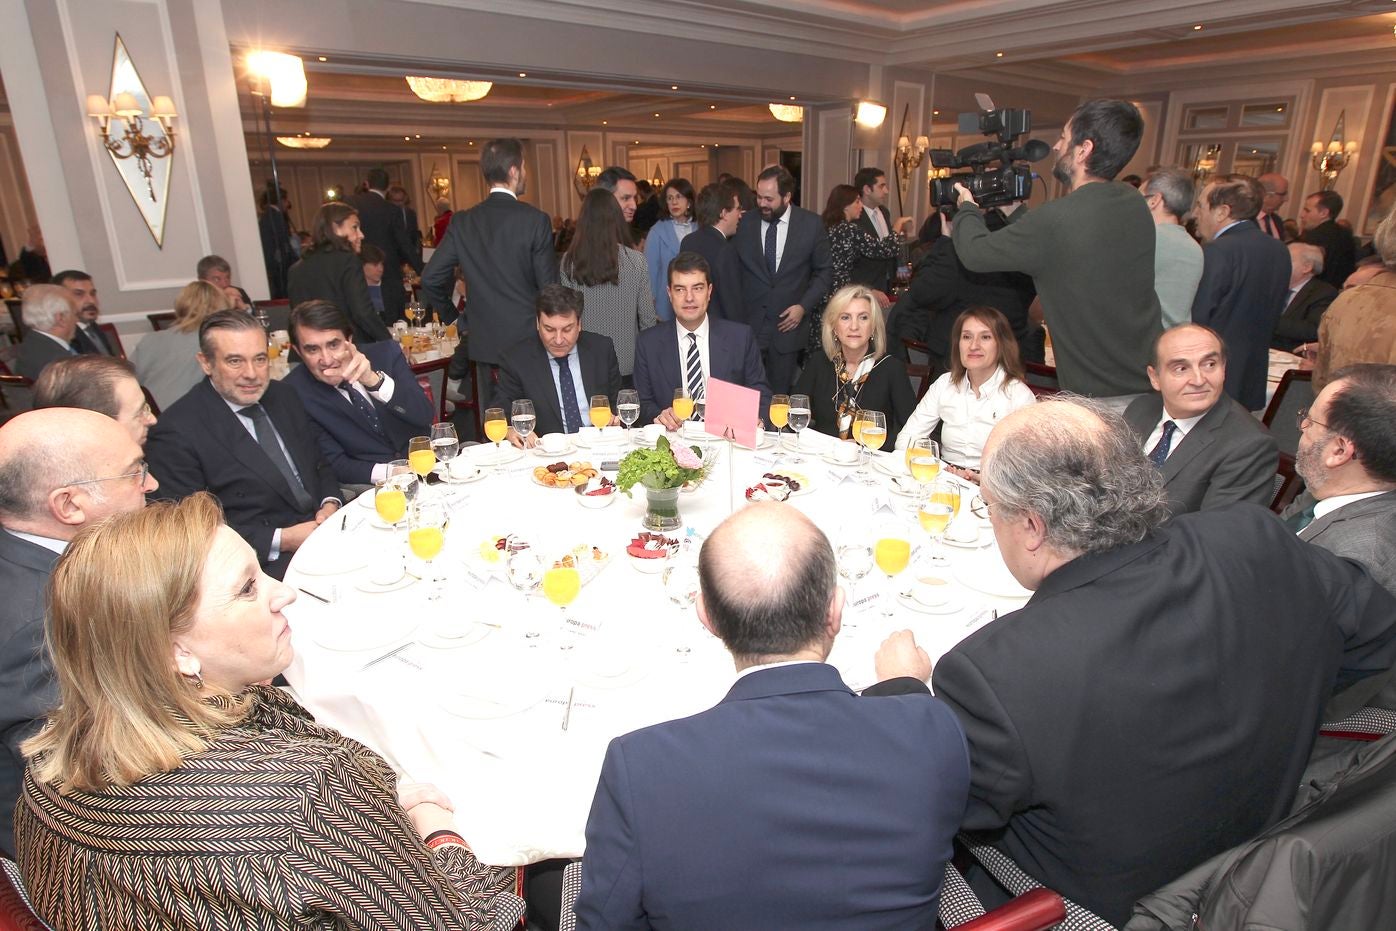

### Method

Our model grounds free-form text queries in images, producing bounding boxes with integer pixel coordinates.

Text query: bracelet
[424,830,465,851]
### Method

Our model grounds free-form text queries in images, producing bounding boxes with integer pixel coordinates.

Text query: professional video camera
[928,94,1050,209]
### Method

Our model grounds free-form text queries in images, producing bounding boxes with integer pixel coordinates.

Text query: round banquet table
[282,428,1033,867]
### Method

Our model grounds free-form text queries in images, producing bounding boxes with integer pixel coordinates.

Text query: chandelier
[276,135,331,149]
[768,103,804,123]
[406,76,492,103]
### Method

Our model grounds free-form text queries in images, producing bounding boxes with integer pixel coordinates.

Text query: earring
[183,671,204,690]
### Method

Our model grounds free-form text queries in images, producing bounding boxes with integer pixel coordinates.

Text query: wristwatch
[364,371,386,391]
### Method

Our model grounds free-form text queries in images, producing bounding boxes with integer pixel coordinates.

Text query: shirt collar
[1314,490,1388,521]
[490,185,518,200]
[1216,219,1248,238]
[1157,408,1207,437]
[5,528,68,554]
[678,313,710,340]
[735,659,824,681]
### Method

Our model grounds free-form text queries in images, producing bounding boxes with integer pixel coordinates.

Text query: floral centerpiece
[616,436,713,530]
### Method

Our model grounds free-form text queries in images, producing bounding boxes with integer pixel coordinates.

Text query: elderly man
[146,309,340,580]
[14,285,78,381]
[197,254,252,311]
[1271,242,1337,352]
[1140,169,1203,327]
[53,269,117,356]
[871,399,1396,925]
[1255,172,1289,240]
[0,408,157,856]
[284,300,434,486]
[1190,174,1291,410]
[32,355,157,446]
[1122,324,1276,515]
[576,502,970,930]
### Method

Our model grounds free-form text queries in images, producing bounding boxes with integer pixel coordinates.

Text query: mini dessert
[626,532,679,559]
[533,461,600,487]
[745,479,791,502]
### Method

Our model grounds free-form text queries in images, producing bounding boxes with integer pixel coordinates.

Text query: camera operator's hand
[953,183,978,209]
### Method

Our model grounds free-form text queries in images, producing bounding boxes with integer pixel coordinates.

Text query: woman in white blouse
[894,305,1036,479]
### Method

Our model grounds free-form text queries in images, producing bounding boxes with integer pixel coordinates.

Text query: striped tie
[686,332,704,403]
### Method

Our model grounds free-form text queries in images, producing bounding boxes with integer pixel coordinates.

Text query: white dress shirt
[894,367,1037,470]
[863,204,889,239]
[1141,410,1206,461]
[675,315,711,396]
[490,185,518,199]
[760,210,791,273]
[735,659,823,681]
[1313,490,1387,522]
[6,529,67,554]
[34,330,76,353]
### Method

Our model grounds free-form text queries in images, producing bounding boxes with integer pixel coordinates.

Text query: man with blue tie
[633,252,771,430]
[492,285,621,446]
[14,285,79,381]
[284,300,434,486]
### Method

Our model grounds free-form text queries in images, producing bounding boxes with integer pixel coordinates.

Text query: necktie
[1147,420,1177,468]
[764,219,778,277]
[554,356,583,434]
[1286,501,1317,533]
[342,383,386,439]
[1264,214,1280,239]
[869,207,889,239]
[685,332,704,403]
[239,404,316,512]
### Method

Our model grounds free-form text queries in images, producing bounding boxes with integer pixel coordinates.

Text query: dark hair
[698,515,837,662]
[195,255,232,280]
[480,138,524,185]
[757,165,795,197]
[51,269,93,289]
[33,355,138,418]
[1308,190,1343,220]
[562,189,626,286]
[667,251,711,286]
[852,167,885,195]
[635,180,654,197]
[1202,174,1263,222]
[308,202,359,253]
[693,183,729,227]
[198,308,266,357]
[1150,322,1227,368]
[289,300,352,347]
[259,183,287,209]
[1067,98,1144,181]
[948,307,1027,388]
[595,166,637,192]
[536,284,584,319]
[730,178,757,211]
[359,242,386,266]
[365,167,390,191]
[1326,364,1396,483]
[662,178,695,221]
[1120,174,1143,188]
[821,184,859,228]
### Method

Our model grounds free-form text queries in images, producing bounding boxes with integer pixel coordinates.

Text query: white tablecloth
[283,431,1031,866]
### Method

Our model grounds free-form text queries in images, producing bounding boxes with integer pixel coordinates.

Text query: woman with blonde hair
[15,493,521,930]
[793,283,916,451]
[130,279,232,409]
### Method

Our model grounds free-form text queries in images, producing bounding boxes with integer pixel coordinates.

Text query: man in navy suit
[734,165,832,393]
[284,300,434,486]
[349,169,422,325]
[633,252,770,429]
[146,310,341,580]
[576,502,970,930]
[1190,174,1291,410]
[679,181,744,321]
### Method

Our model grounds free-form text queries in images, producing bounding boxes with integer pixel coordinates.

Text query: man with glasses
[32,355,157,447]
[0,407,157,857]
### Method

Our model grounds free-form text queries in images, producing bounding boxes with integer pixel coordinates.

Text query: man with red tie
[1256,172,1289,240]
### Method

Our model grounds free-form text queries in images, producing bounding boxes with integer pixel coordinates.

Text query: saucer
[896,590,964,615]
[532,441,577,458]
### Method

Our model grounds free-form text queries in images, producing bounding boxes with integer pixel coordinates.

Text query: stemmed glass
[906,436,941,484]
[374,477,408,529]
[407,436,436,482]
[430,423,459,474]
[768,394,790,448]
[482,407,508,463]
[919,478,961,566]
[542,562,582,634]
[873,526,912,620]
[672,388,694,427]
[589,394,613,430]
[787,394,811,463]
[511,400,536,448]
[386,460,418,505]
[662,559,700,658]
[617,389,640,435]
[408,500,448,600]
[836,536,874,626]
[852,409,887,485]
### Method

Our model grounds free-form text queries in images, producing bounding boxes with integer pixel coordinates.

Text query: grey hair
[21,284,76,332]
[1142,169,1193,221]
[981,396,1168,557]
[1289,242,1324,277]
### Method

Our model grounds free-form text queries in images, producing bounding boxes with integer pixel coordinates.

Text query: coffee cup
[576,426,600,445]
[448,458,480,481]
[540,432,568,453]
[912,576,952,606]
[830,441,860,464]
[641,423,664,443]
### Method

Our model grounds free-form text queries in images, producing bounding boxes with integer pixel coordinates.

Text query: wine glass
[787,394,811,463]
[852,409,887,485]
[589,394,613,430]
[403,300,421,327]
[430,423,459,471]
[662,559,701,658]
[672,388,694,427]
[873,528,912,620]
[919,478,961,566]
[835,538,874,626]
[482,407,508,462]
[907,437,942,486]
[386,460,418,504]
[541,563,582,634]
[511,400,537,448]
[617,388,640,434]
[373,478,408,529]
[407,436,436,481]
[408,500,448,600]
[768,394,790,446]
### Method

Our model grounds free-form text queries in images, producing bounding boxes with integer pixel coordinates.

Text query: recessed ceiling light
[789,96,796,101]
[933,109,940,115]
[709,105,716,110]
[317,56,327,62]
[671,85,678,90]
[1276,106,1284,112]
[468,141,474,146]
[633,140,639,144]
[518,72,527,77]
[441,145,447,150]
[1193,24,1203,30]
[414,134,421,139]
[995,51,1004,58]
[602,120,608,125]
[404,136,410,141]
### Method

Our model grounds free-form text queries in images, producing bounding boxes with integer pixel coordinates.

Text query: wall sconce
[651,166,665,187]
[1191,143,1221,182]
[854,100,887,129]
[1311,110,1359,190]
[895,134,929,181]
[573,145,601,198]
[426,163,452,203]
[87,90,177,203]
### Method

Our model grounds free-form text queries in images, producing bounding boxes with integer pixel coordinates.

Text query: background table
[283,430,1031,866]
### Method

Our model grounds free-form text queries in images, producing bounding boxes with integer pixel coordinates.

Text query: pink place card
[705,378,760,448]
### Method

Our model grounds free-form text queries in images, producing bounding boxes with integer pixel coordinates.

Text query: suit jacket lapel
[533,343,565,429]
[740,219,772,284]
[1301,491,1396,541]
[1160,402,1226,484]
[661,324,683,393]
[200,382,308,511]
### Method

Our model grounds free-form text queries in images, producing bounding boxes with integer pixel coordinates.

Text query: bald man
[576,503,970,930]
[0,408,157,857]
[870,399,1396,924]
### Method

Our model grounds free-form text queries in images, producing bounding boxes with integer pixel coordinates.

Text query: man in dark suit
[870,398,1396,925]
[848,166,897,293]
[1190,174,1291,410]
[576,502,970,930]
[284,300,434,486]
[1272,242,1338,351]
[258,184,295,300]
[1300,190,1357,290]
[1123,324,1276,516]
[349,170,422,325]
[197,254,254,312]
[679,181,744,321]
[492,285,620,444]
[633,252,770,429]
[14,284,79,381]
[53,269,116,356]
[0,407,155,856]
[421,139,558,368]
[146,310,341,580]
[734,165,832,394]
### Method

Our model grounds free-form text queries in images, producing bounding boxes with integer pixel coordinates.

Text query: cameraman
[951,98,1161,400]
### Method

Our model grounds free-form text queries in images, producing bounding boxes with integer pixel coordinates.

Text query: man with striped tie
[633,251,771,430]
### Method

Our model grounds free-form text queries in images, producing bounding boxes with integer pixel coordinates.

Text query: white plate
[470,444,525,466]
[575,428,628,448]
[942,529,991,549]
[887,475,925,498]
[310,618,419,652]
[419,621,493,650]
[574,661,650,689]
[896,590,965,615]
[532,441,578,458]
[437,675,549,719]
[438,465,486,484]
[872,455,910,478]
[821,451,863,468]
[754,469,813,496]
[953,556,1033,599]
[352,573,419,594]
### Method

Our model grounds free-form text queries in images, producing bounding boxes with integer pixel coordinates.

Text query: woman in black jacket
[288,202,392,344]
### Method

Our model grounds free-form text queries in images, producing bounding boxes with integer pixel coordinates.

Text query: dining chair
[902,336,938,401]
[146,311,177,331]
[409,355,452,424]
[1269,452,1302,514]
[97,322,126,359]
[1260,368,1313,457]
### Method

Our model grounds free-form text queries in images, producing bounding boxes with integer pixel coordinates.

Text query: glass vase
[643,485,682,532]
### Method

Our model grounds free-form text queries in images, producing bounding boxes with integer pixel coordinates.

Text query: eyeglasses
[970,496,993,520]
[1296,407,1329,431]
[67,461,150,488]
